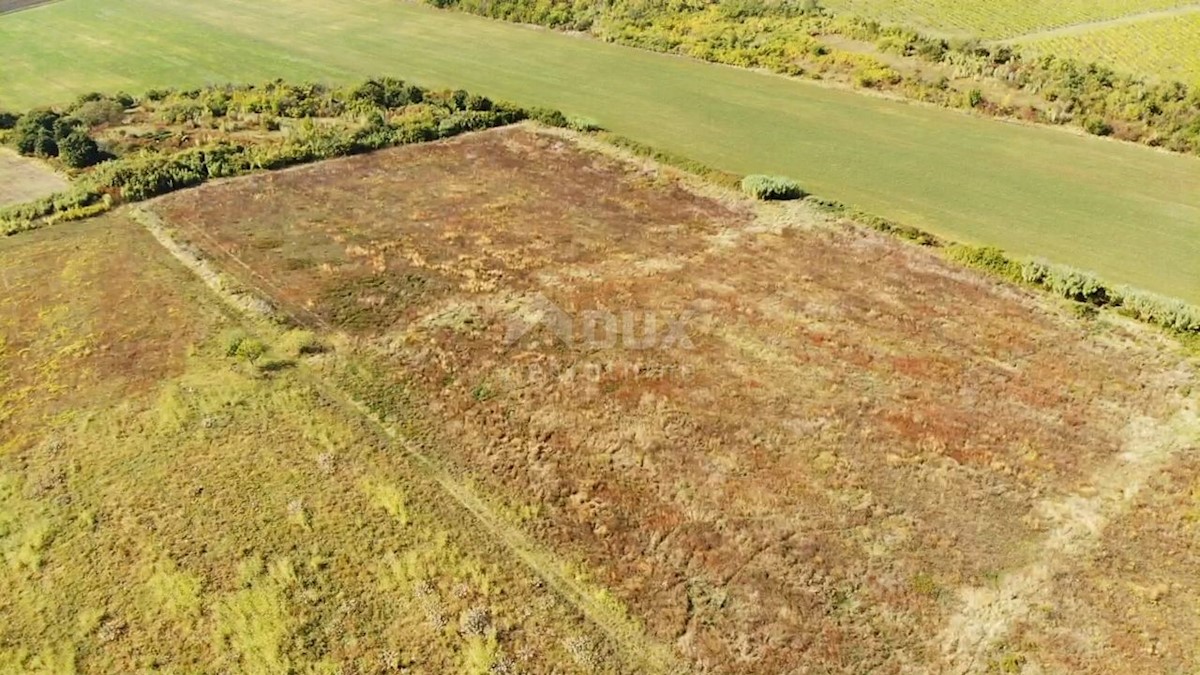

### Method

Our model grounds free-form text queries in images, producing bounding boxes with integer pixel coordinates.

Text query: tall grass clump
[741,174,806,200]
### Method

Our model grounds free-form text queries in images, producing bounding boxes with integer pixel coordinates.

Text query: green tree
[57,131,103,168]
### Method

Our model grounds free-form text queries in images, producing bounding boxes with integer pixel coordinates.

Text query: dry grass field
[0,150,68,208]
[146,126,1200,673]
[0,215,650,673]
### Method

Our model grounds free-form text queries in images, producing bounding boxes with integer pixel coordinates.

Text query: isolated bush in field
[219,329,251,357]
[235,338,268,363]
[0,111,18,130]
[741,174,806,200]
[278,330,323,358]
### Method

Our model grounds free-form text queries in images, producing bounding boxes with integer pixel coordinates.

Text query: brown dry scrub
[152,126,1199,673]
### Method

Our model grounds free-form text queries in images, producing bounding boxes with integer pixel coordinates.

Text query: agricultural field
[1020,12,1200,84]
[145,126,1200,672]
[0,214,651,673]
[0,0,55,15]
[1,0,1199,303]
[0,151,67,208]
[821,0,1198,39]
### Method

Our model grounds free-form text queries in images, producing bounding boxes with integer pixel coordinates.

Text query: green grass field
[822,0,1198,39]
[1,0,1199,302]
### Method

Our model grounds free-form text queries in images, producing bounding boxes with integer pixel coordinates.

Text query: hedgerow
[0,78,541,233]
[426,0,1200,156]
[945,244,1197,335]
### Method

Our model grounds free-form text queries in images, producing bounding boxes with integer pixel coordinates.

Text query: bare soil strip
[1004,3,1200,42]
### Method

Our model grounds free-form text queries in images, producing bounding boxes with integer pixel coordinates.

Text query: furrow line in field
[132,204,685,675]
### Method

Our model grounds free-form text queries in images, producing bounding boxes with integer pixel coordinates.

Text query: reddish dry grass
[153,127,1196,673]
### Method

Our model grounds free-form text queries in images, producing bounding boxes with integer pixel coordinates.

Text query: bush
[278,330,323,357]
[11,109,63,156]
[72,99,126,127]
[741,174,806,200]
[567,116,602,132]
[527,107,568,127]
[944,244,1020,280]
[1117,287,1200,332]
[57,131,103,168]
[1041,265,1110,305]
[1083,116,1113,137]
[0,111,17,130]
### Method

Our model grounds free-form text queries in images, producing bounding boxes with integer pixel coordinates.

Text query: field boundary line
[131,204,685,675]
[936,401,1200,673]
[1001,4,1200,43]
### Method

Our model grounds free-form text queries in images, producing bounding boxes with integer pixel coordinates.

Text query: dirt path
[1003,3,1200,43]
[132,205,685,675]
[936,401,1200,673]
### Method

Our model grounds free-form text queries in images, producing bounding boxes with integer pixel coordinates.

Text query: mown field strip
[2,0,1199,302]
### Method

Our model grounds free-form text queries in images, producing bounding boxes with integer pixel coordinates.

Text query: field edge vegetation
[424,0,1200,156]
[2,79,1197,344]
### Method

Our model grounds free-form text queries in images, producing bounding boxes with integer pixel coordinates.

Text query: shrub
[1041,264,1111,305]
[1083,116,1113,137]
[944,244,1020,280]
[11,109,63,156]
[0,111,17,130]
[741,174,806,200]
[235,338,268,363]
[1019,259,1050,285]
[527,107,568,127]
[278,330,323,358]
[219,329,251,357]
[567,116,602,132]
[72,99,126,127]
[1117,287,1200,333]
[57,131,103,168]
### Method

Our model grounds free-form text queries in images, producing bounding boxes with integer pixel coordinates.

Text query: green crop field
[821,0,1197,39]
[1,0,1199,303]
[1021,13,1200,84]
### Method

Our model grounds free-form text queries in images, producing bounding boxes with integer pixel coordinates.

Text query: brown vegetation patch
[155,127,1197,672]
